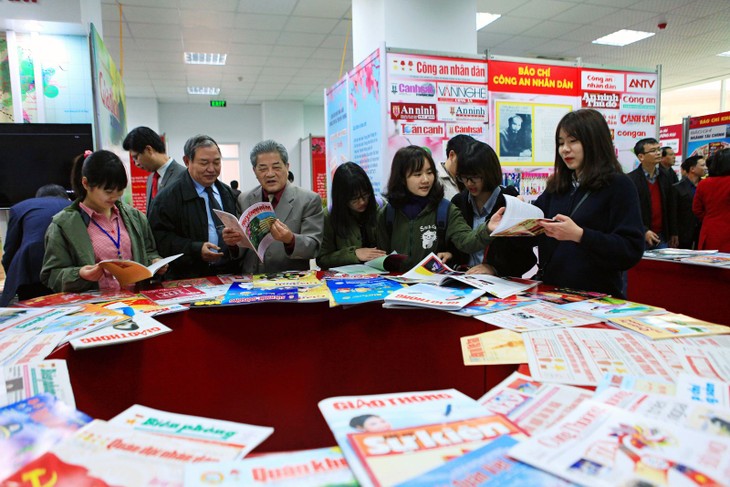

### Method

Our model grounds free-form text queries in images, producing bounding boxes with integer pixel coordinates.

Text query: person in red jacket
[693,148,730,251]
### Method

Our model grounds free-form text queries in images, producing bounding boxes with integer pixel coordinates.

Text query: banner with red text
[660,123,683,163]
[686,110,730,160]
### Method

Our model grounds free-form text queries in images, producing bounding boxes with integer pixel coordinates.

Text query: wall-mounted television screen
[0,123,94,208]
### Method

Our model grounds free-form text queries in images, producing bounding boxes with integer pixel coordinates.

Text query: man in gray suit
[227,139,323,273]
[123,126,185,211]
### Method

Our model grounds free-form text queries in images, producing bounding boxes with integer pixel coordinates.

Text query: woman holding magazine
[486,109,644,297]
[41,150,166,293]
[316,162,387,269]
[376,145,493,271]
[450,141,536,276]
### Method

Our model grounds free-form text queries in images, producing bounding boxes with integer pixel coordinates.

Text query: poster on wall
[325,77,349,193]
[310,136,326,205]
[580,68,658,172]
[90,23,129,202]
[488,60,578,167]
[686,111,730,161]
[660,123,683,162]
[349,48,384,194]
[13,33,38,123]
[387,50,487,183]
[0,34,11,122]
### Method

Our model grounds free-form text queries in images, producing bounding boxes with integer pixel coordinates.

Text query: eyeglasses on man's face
[457,175,483,184]
[641,147,662,155]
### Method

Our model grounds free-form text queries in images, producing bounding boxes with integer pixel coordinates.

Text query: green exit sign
[210,100,227,108]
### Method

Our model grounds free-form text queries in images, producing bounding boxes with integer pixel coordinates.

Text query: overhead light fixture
[187,86,221,95]
[592,29,654,47]
[184,52,227,65]
[718,50,730,57]
[476,12,501,30]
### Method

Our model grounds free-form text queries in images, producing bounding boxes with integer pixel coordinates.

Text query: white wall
[304,104,325,136]
[126,97,160,134]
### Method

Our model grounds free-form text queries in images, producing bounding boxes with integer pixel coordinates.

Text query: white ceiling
[100,0,730,106]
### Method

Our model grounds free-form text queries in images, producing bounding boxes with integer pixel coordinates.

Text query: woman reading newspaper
[485,109,643,297]
[316,162,387,269]
[41,150,167,292]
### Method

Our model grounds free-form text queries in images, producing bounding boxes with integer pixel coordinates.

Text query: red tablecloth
[50,301,518,452]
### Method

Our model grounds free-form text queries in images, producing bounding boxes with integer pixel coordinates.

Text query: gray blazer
[146,159,186,210]
[238,184,324,274]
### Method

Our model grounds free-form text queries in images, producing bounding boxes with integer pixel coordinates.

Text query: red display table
[627,258,730,325]
[50,301,517,452]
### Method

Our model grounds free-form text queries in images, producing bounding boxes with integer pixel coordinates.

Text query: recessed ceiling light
[592,29,655,47]
[187,86,221,95]
[476,12,501,30]
[718,51,730,57]
[184,52,227,65]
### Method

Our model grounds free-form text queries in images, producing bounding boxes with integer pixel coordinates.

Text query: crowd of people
[2,108,730,306]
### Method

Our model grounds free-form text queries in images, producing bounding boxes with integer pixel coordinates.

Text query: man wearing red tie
[123,126,185,211]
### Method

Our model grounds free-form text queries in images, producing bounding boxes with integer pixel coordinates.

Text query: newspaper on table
[490,194,550,237]
[672,344,730,381]
[110,404,273,459]
[594,373,676,396]
[438,273,539,299]
[460,329,528,365]
[397,435,572,487]
[594,387,730,437]
[559,296,664,320]
[522,328,676,386]
[0,360,76,408]
[476,302,600,332]
[183,446,357,487]
[608,312,730,340]
[69,311,172,350]
[450,294,536,317]
[4,419,243,486]
[509,399,730,487]
[0,306,80,333]
[215,201,276,262]
[1,330,67,366]
[318,389,489,487]
[383,282,486,311]
[142,284,230,305]
[399,253,462,283]
[477,371,592,435]
[675,373,730,408]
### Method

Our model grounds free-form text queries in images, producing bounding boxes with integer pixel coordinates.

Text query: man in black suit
[123,126,185,211]
[674,155,707,249]
[660,146,679,184]
[627,138,678,249]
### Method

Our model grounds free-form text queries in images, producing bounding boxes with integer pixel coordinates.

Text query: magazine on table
[220,282,299,305]
[675,373,730,408]
[39,303,132,345]
[69,312,172,350]
[383,282,486,311]
[477,371,592,435]
[110,404,273,459]
[326,276,404,306]
[347,413,526,486]
[252,269,321,288]
[490,195,553,237]
[399,253,463,283]
[0,393,91,481]
[594,373,677,396]
[397,435,572,487]
[184,446,357,487]
[100,295,188,316]
[13,289,136,307]
[439,273,540,299]
[318,388,489,487]
[4,419,243,486]
[608,312,730,340]
[509,399,730,487]
[97,253,183,286]
[141,285,228,305]
[0,306,81,334]
[521,286,607,305]
[450,294,536,317]
[672,344,730,382]
[330,252,408,275]
[560,296,664,320]
[1,330,67,367]
[1,360,76,408]
[460,329,528,365]
[214,201,276,262]
[476,301,600,332]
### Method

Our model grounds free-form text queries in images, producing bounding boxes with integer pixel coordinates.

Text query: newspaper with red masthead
[509,399,730,487]
[214,201,276,262]
[318,389,491,487]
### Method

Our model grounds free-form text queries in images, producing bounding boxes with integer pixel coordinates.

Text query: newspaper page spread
[476,302,600,333]
[672,344,730,382]
[460,329,528,365]
[0,360,75,408]
[675,373,730,408]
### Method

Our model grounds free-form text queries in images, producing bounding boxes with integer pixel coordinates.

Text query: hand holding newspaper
[98,253,182,286]
[490,194,553,236]
[214,201,276,262]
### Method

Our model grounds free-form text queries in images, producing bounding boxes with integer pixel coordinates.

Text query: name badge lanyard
[90,217,122,259]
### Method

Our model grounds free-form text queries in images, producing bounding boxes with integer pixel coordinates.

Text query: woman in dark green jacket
[316,162,386,269]
[41,150,165,292]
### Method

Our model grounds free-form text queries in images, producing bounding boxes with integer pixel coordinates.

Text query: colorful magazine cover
[449,294,535,317]
[521,287,606,305]
[69,312,172,350]
[326,276,404,306]
[475,302,600,332]
[460,329,528,366]
[438,274,539,299]
[383,283,486,311]
[347,414,526,486]
[141,286,209,305]
[509,399,730,487]
[221,283,299,305]
[331,252,407,275]
[560,296,664,319]
[183,446,357,486]
[477,372,592,435]
[252,270,321,288]
[318,389,489,487]
[399,253,462,283]
[0,307,62,333]
[594,373,677,396]
[0,393,91,480]
[110,404,273,459]
[4,419,243,486]
[608,312,730,340]
[398,435,573,487]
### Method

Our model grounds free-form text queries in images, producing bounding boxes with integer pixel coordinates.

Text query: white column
[261,101,305,186]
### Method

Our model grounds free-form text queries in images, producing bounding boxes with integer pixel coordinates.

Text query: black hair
[71,150,128,201]
[230,180,239,189]
[288,171,295,183]
[386,145,444,208]
[330,162,378,238]
[633,137,659,156]
[456,141,502,192]
[122,126,166,154]
[707,147,730,177]
[547,109,622,194]
[661,146,673,158]
[680,155,703,174]
[35,184,69,199]
[445,134,475,159]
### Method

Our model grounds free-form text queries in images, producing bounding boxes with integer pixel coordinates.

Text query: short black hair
[661,146,673,158]
[123,126,166,154]
[680,155,702,173]
[445,134,475,159]
[35,184,68,199]
[633,138,659,156]
[230,180,239,189]
[71,150,128,200]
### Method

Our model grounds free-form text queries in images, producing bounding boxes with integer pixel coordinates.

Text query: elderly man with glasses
[627,137,678,249]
